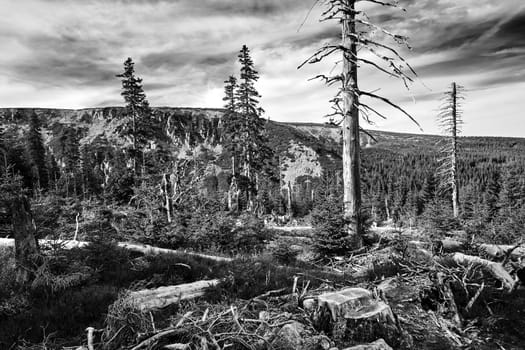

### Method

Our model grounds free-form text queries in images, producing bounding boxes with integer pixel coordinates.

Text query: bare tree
[437,82,464,218]
[299,0,420,247]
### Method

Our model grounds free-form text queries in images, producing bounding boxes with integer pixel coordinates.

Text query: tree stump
[314,288,408,348]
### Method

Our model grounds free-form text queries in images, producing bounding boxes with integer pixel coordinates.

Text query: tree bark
[10,195,39,284]
[342,0,363,247]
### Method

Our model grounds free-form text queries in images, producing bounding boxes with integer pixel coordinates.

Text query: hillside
[2,106,525,224]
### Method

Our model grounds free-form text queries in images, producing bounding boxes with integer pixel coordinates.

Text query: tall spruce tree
[223,46,273,211]
[26,112,48,191]
[222,75,243,170]
[222,75,242,211]
[117,57,152,174]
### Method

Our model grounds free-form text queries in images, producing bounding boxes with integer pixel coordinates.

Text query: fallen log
[435,239,465,253]
[0,238,232,262]
[479,243,525,260]
[342,339,393,350]
[129,279,220,311]
[449,253,515,291]
[433,239,525,261]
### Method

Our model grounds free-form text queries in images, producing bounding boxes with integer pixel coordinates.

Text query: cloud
[0,0,524,136]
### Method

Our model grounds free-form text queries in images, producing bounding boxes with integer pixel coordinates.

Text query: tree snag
[437,82,464,218]
[10,195,39,284]
[299,0,421,248]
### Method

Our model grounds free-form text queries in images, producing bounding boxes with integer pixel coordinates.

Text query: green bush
[312,195,356,258]
[207,256,347,302]
[271,238,299,265]
[189,212,274,255]
[420,199,461,237]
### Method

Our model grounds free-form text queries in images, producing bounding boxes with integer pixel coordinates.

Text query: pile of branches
[101,292,324,350]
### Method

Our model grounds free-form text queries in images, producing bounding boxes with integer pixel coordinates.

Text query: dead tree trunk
[451,83,459,218]
[438,82,463,218]
[162,174,173,223]
[299,0,420,248]
[10,195,39,284]
[342,0,363,247]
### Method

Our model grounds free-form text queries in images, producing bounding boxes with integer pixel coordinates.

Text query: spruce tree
[223,75,238,113]
[222,46,273,211]
[26,112,48,191]
[116,57,153,174]
[222,75,243,170]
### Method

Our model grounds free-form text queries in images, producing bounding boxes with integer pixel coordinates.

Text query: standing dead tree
[437,82,464,218]
[299,0,421,247]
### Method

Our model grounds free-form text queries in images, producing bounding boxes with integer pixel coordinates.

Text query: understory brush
[143,209,275,256]
[0,243,231,348]
[206,255,347,302]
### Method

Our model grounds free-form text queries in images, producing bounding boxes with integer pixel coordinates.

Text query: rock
[258,311,270,321]
[405,241,433,263]
[376,278,397,299]
[303,298,317,312]
[342,339,393,350]
[272,321,305,350]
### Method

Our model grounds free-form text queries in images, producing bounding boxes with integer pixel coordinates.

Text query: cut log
[342,339,393,350]
[450,253,515,291]
[129,279,219,311]
[314,288,408,347]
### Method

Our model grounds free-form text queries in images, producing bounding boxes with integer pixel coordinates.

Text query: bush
[189,212,274,255]
[312,195,356,258]
[420,199,461,237]
[271,238,299,265]
[207,256,347,302]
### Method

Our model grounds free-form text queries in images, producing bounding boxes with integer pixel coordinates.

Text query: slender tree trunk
[342,0,363,247]
[11,195,39,284]
[287,181,293,218]
[228,156,236,211]
[451,82,460,218]
[163,174,172,223]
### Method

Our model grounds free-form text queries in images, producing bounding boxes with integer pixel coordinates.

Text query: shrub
[190,212,274,256]
[311,195,356,258]
[420,199,461,237]
[271,238,299,265]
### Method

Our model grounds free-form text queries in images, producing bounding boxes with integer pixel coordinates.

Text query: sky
[0,0,524,137]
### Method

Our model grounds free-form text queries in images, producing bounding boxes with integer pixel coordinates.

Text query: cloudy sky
[1,0,524,136]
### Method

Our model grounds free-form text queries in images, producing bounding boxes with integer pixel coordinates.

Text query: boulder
[271,321,305,350]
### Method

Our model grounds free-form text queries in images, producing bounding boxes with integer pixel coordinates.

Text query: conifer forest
[1,0,525,349]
